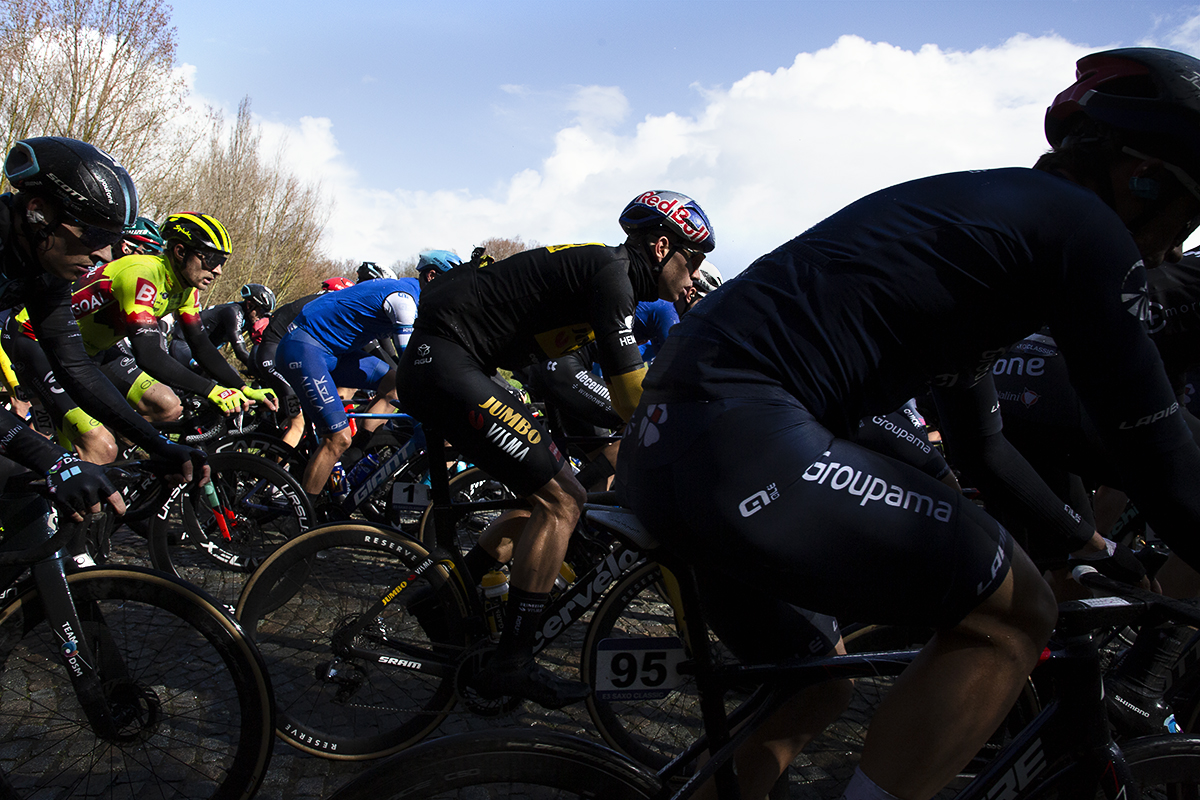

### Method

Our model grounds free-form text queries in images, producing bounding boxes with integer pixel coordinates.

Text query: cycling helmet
[239,283,276,313]
[619,190,715,253]
[357,261,396,281]
[322,276,354,292]
[1046,48,1200,181]
[417,250,462,276]
[693,262,724,296]
[162,213,233,254]
[123,216,165,254]
[4,136,137,230]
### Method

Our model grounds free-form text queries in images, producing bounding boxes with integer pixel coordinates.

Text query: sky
[168,1,1200,276]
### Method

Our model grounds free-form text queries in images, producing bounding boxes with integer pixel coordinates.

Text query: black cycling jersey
[622,167,1200,633]
[253,293,316,411]
[195,302,252,367]
[415,243,653,379]
[261,294,315,347]
[0,194,168,471]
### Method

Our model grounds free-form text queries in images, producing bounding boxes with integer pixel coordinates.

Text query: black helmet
[239,283,275,313]
[1046,48,1200,187]
[4,136,138,230]
[357,261,396,281]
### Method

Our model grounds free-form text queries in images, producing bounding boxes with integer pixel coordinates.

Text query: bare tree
[475,235,539,263]
[169,98,330,305]
[0,0,197,195]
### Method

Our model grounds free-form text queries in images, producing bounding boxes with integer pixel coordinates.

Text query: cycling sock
[306,491,323,508]
[841,767,902,800]
[464,544,504,580]
[574,455,615,490]
[492,586,549,665]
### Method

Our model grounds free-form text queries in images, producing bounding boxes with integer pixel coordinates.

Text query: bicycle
[234,424,645,760]
[324,509,1200,800]
[0,469,276,799]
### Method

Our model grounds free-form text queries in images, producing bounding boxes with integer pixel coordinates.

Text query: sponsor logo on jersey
[637,403,668,446]
[868,415,931,454]
[1020,389,1040,408]
[739,483,779,517]
[803,450,953,521]
[418,344,430,356]
[977,526,1009,596]
[70,285,112,318]
[1121,261,1151,322]
[991,356,1045,377]
[485,423,531,461]
[477,396,542,444]
[1118,401,1179,430]
[133,277,158,307]
[468,409,485,429]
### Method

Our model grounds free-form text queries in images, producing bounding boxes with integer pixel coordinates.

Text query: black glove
[147,437,208,478]
[46,454,118,516]
[1069,538,1147,585]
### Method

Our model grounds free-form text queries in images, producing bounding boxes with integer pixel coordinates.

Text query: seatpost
[424,426,456,553]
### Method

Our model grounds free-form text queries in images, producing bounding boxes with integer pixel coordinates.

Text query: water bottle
[329,462,349,503]
[345,453,381,490]
[551,561,576,598]
[480,569,510,642]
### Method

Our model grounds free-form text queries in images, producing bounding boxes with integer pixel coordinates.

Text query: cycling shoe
[469,657,591,710]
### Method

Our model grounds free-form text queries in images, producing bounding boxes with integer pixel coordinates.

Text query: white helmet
[693,263,723,296]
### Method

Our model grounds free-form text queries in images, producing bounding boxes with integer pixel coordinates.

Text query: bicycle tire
[147,451,314,610]
[417,466,517,553]
[581,560,751,771]
[1120,734,1200,798]
[326,728,659,800]
[0,566,274,799]
[235,522,467,760]
[212,430,306,475]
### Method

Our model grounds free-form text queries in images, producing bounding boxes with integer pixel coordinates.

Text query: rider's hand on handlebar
[1069,532,1153,590]
[46,454,125,521]
[150,439,210,487]
[242,385,279,411]
[207,384,252,415]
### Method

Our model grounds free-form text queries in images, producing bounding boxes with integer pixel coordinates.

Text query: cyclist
[619,48,1200,800]
[117,216,165,257]
[169,282,275,371]
[0,136,203,503]
[356,260,396,283]
[416,249,462,285]
[322,276,354,292]
[277,276,421,505]
[397,189,713,708]
[7,212,277,462]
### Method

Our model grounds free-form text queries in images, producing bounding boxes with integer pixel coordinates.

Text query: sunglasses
[672,242,707,267]
[190,249,228,270]
[62,214,124,251]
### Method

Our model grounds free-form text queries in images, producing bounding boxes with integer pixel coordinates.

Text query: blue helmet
[417,250,462,276]
[619,190,715,253]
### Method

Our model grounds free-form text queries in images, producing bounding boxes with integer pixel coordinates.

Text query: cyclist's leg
[398,333,589,708]
[619,396,1057,800]
[256,338,306,447]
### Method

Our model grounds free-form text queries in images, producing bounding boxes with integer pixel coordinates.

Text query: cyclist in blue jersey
[277,276,420,502]
[619,48,1200,800]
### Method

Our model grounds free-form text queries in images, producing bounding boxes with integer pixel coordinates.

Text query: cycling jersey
[294,278,420,355]
[0,194,171,472]
[189,302,252,367]
[15,252,243,399]
[254,293,318,412]
[399,242,658,497]
[634,299,678,362]
[620,167,1200,630]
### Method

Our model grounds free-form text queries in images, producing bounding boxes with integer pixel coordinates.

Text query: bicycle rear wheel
[148,450,313,609]
[326,729,659,800]
[0,567,274,799]
[235,522,466,759]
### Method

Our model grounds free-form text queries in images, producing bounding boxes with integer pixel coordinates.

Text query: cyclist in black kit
[619,49,1200,800]
[0,137,203,513]
[170,282,275,371]
[398,189,714,709]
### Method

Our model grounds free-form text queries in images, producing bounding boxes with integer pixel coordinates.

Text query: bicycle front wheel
[1113,734,1200,798]
[148,450,314,609]
[327,729,659,800]
[236,522,467,760]
[0,566,274,799]
[417,466,516,553]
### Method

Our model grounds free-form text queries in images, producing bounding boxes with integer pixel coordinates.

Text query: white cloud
[207,22,1200,273]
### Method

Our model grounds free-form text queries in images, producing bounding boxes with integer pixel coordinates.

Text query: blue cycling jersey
[634,299,679,362]
[293,278,421,354]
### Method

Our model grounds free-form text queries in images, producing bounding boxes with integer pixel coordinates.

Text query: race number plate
[595,637,685,700]
[391,482,430,511]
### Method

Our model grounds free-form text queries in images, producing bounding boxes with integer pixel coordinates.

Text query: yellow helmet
[162,212,233,255]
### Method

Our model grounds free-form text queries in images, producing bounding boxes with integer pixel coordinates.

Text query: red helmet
[1046,48,1200,181]
[322,277,354,292]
